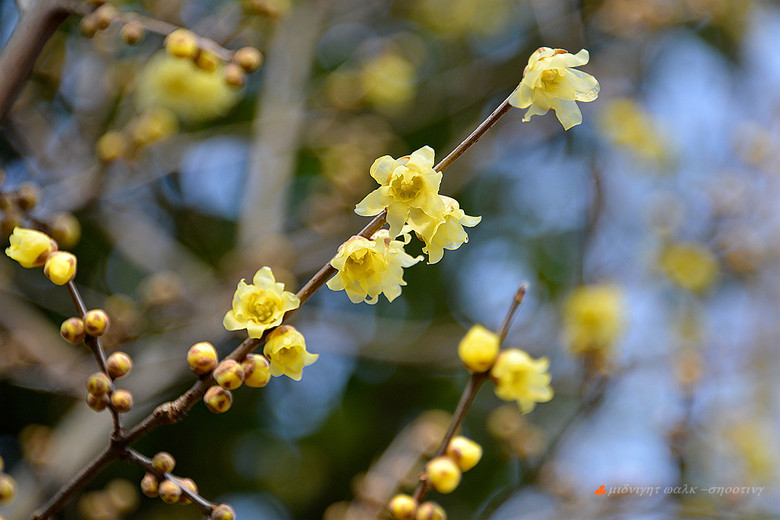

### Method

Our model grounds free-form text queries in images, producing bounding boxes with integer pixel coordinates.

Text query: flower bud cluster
[140,453,202,507]
[60,309,111,345]
[388,495,446,520]
[84,349,134,414]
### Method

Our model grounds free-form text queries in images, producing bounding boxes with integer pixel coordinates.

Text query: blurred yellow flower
[659,242,719,293]
[509,47,600,130]
[129,108,179,147]
[490,349,553,414]
[223,267,300,338]
[414,0,512,37]
[5,227,57,268]
[355,145,445,240]
[263,325,318,381]
[136,52,239,123]
[600,98,668,163]
[414,195,481,264]
[327,229,422,304]
[563,285,623,354]
[360,51,416,109]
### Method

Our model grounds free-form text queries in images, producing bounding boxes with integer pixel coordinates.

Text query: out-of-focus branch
[0,0,73,122]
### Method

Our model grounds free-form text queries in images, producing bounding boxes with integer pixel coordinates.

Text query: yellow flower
[360,51,416,109]
[457,324,499,373]
[600,98,668,163]
[659,242,719,293]
[327,229,422,304]
[136,51,239,123]
[263,325,318,381]
[509,47,600,130]
[414,195,481,264]
[5,227,57,268]
[490,349,553,414]
[223,267,300,338]
[43,251,77,285]
[563,285,623,354]
[355,146,446,239]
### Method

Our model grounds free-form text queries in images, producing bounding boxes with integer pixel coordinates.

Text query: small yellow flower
[563,285,623,354]
[223,267,300,338]
[355,146,446,239]
[600,98,668,163]
[457,324,499,373]
[659,242,719,293]
[360,50,416,109]
[414,195,481,264]
[509,47,599,130]
[263,325,318,381]
[43,251,77,285]
[5,227,57,268]
[490,349,553,414]
[327,229,423,304]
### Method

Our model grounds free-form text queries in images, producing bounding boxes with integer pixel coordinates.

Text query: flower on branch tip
[509,47,599,130]
[414,196,481,264]
[5,227,57,268]
[223,267,300,339]
[355,145,445,239]
[263,325,318,381]
[490,349,553,414]
[327,229,422,304]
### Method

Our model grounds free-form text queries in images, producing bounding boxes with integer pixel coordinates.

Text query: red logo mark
[594,485,606,496]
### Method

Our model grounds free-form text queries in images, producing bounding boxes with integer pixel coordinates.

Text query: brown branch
[0,0,73,122]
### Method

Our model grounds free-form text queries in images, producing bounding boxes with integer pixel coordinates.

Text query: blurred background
[1,0,779,518]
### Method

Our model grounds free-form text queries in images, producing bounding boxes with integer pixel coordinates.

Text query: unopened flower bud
[50,213,81,248]
[140,473,159,498]
[110,389,133,413]
[86,392,110,411]
[158,479,181,504]
[416,502,446,520]
[151,452,176,473]
[61,317,86,344]
[211,504,235,520]
[177,478,198,505]
[107,352,133,379]
[44,251,77,285]
[86,372,112,395]
[80,15,99,37]
[165,29,198,59]
[120,22,145,45]
[0,473,17,505]
[194,49,220,72]
[458,325,499,373]
[187,342,218,375]
[388,494,417,520]
[93,4,116,30]
[84,309,110,336]
[241,354,271,388]
[15,182,39,211]
[204,386,232,414]
[223,63,246,88]
[97,131,125,162]
[425,457,461,494]
[213,360,244,390]
[233,47,263,72]
[5,227,57,268]
[446,436,482,472]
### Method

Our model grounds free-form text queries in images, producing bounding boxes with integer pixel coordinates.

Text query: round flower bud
[93,4,116,30]
[86,372,112,395]
[187,342,218,375]
[416,502,446,520]
[177,478,198,505]
[425,457,461,494]
[120,22,145,45]
[213,360,244,390]
[140,473,160,498]
[446,436,482,472]
[107,352,133,379]
[194,50,220,72]
[96,131,125,162]
[165,29,198,59]
[84,309,110,336]
[233,47,263,72]
[60,317,86,344]
[43,251,77,285]
[211,504,235,520]
[458,325,500,373]
[79,15,99,37]
[223,63,246,88]
[15,182,39,211]
[388,494,417,520]
[110,390,133,413]
[0,473,17,505]
[50,213,81,248]
[86,392,110,411]
[151,452,176,473]
[241,354,271,388]
[158,479,181,504]
[204,386,232,414]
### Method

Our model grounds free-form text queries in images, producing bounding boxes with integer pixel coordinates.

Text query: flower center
[248,291,279,324]
[346,249,380,276]
[541,68,563,87]
[275,347,297,366]
[391,174,424,202]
